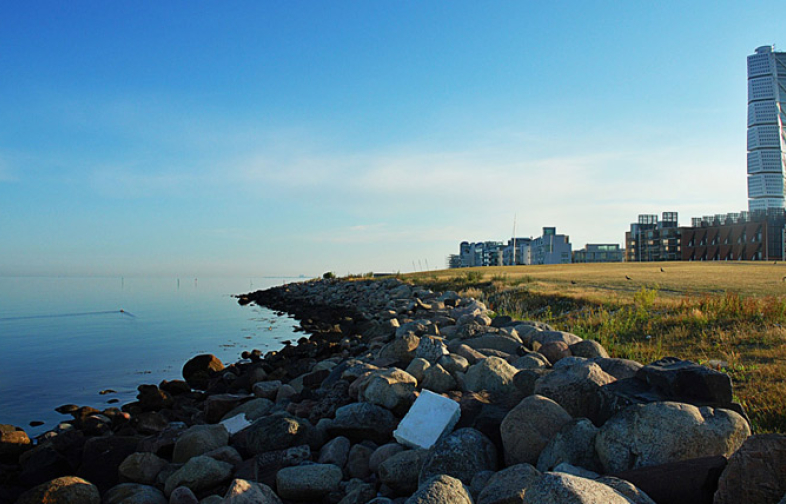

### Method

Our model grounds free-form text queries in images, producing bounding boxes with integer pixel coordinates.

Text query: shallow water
[0,276,299,436]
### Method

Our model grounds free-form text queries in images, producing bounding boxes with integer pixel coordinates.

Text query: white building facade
[747,45,786,212]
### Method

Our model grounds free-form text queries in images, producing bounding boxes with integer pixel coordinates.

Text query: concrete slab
[221,413,252,435]
[393,389,461,449]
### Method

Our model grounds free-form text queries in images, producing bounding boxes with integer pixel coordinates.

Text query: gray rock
[511,352,551,370]
[252,380,282,400]
[421,363,458,393]
[416,336,449,363]
[537,418,602,473]
[533,361,616,424]
[327,401,399,444]
[437,353,470,374]
[406,474,473,504]
[531,330,583,347]
[220,398,274,422]
[463,333,523,355]
[275,463,342,501]
[463,356,520,399]
[377,333,420,366]
[635,357,733,405]
[168,486,198,504]
[318,436,351,468]
[204,445,242,466]
[569,340,609,359]
[222,478,282,503]
[513,368,550,398]
[275,383,297,403]
[378,448,429,495]
[164,455,233,496]
[552,462,599,479]
[118,451,167,485]
[537,341,572,364]
[236,413,315,455]
[405,358,431,383]
[451,343,487,365]
[477,463,541,504]
[16,476,101,504]
[714,433,786,504]
[419,427,497,486]
[338,482,377,504]
[469,470,495,500]
[172,424,229,463]
[347,443,374,479]
[594,477,656,504]
[101,483,167,504]
[521,472,633,503]
[500,394,573,466]
[359,368,418,414]
[593,358,643,380]
[595,401,751,473]
[369,442,405,474]
[0,424,31,462]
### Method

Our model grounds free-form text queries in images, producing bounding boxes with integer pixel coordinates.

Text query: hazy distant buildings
[453,227,572,268]
[747,45,786,212]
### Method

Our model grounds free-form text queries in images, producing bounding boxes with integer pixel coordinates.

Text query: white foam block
[220,413,251,435]
[393,389,461,449]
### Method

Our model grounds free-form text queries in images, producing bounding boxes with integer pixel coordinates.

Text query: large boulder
[182,354,224,390]
[500,394,573,466]
[118,452,168,485]
[537,418,602,473]
[377,333,420,366]
[462,333,523,355]
[635,357,733,404]
[16,476,100,504]
[275,463,342,501]
[419,428,498,486]
[358,368,418,414]
[521,472,635,503]
[421,363,457,393]
[477,463,541,504]
[714,433,786,504]
[377,448,429,495]
[164,455,233,496]
[533,361,616,424]
[172,424,230,463]
[406,474,473,504]
[326,402,399,444]
[234,413,316,456]
[595,401,750,473]
[463,356,520,399]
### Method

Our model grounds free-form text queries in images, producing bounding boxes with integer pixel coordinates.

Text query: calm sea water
[0,276,299,436]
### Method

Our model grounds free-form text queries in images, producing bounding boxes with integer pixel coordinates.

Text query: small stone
[276,463,342,501]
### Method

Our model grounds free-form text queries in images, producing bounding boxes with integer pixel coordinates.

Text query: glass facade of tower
[747,46,786,212]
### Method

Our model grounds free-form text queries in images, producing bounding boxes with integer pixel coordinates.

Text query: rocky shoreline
[1,277,785,504]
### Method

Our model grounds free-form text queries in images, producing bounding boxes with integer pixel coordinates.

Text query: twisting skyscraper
[747,45,786,212]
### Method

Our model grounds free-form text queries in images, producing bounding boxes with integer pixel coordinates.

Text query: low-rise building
[681,210,786,261]
[573,244,623,263]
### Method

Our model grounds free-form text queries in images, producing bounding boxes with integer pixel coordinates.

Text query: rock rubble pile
[1,277,785,504]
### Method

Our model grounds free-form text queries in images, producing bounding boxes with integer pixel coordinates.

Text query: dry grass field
[404,262,786,433]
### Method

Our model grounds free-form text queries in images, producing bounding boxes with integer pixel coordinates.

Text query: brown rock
[182,354,225,390]
[714,434,786,504]
[16,476,100,504]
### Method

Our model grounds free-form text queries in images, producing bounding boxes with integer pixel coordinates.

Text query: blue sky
[0,1,781,277]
